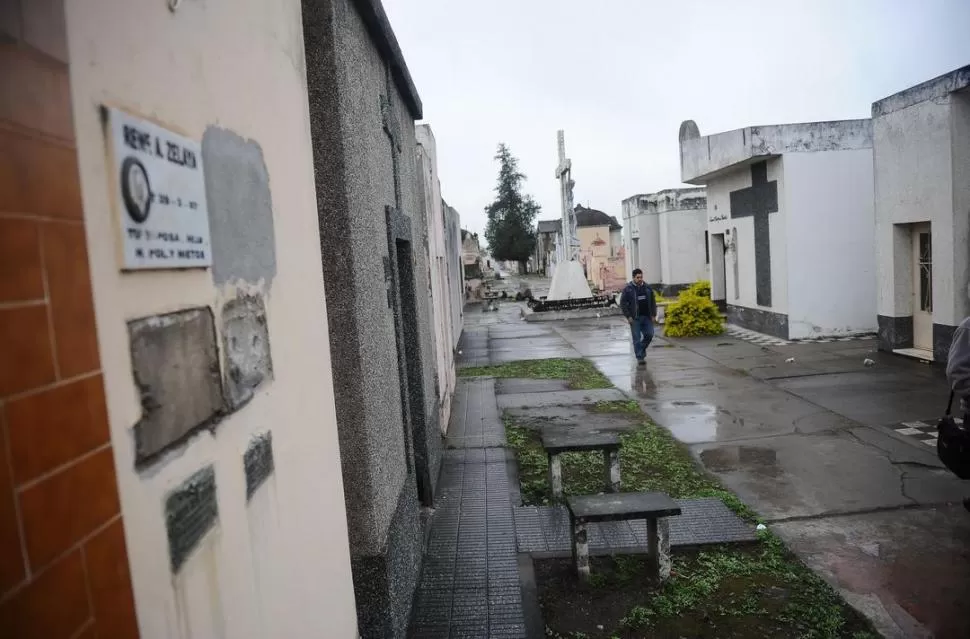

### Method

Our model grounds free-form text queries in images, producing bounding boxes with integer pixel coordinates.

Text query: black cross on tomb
[381,93,403,208]
[729,161,778,307]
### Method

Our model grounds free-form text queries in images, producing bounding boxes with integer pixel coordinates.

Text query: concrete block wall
[302,0,442,635]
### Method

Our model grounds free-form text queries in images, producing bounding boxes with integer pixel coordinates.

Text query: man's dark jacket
[620,281,656,320]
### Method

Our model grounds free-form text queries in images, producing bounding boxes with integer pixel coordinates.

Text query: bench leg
[646,517,672,581]
[603,449,620,492]
[549,453,563,501]
[572,520,590,582]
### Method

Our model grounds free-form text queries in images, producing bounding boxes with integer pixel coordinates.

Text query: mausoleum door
[911,223,933,352]
[710,233,726,304]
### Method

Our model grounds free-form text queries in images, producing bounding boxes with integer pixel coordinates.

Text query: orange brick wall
[0,2,139,638]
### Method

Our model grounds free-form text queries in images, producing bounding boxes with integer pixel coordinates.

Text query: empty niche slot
[244,431,274,501]
[129,308,225,465]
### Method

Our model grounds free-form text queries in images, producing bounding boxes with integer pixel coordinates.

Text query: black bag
[937,392,970,479]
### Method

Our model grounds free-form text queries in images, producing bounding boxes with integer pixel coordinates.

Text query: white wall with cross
[705,160,789,314]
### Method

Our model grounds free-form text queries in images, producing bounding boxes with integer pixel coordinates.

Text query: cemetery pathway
[550,311,970,639]
[414,298,969,638]
[408,376,529,639]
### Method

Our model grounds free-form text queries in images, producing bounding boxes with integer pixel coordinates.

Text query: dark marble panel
[726,304,789,340]
[244,432,274,501]
[934,323,957,364]
[877,314,913,352]
[166,465,218,573]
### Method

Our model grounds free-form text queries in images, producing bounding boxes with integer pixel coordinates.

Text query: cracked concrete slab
[489,337,572,352]
[489,347,580,364]
[772,506,970,639]
[900,469,970,505]
[454,286,970,637]
[681,340,776,359]
[551,326,651,358]
[502,404,642,435]
[495,388,626,410]
[690,433,915,520]
[487,325,556,339]
[589,354,720,387]
[774,369,949,427]
[847,427,945,467]
[638,395,858,444]
[493,379,572,395]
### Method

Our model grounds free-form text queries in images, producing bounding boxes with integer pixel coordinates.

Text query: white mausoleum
[873,65,970,362]
[622,188,708,296]
[679,119,877,340]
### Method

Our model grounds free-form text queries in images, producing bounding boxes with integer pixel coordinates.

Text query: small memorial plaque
[166,465,218,573]
[106,107,212,270]
[244,432,274,501]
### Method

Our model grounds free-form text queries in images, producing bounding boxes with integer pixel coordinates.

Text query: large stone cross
[555,130,571,181]
[729,161,778,307]
[555,130,577,262]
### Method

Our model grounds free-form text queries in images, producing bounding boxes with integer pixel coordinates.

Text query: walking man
[620,269,657,366]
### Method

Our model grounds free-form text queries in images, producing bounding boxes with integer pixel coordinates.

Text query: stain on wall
[222,294,273,410]
[202,126,277,289]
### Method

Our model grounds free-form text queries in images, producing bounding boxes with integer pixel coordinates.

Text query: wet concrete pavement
[456,302,970,639]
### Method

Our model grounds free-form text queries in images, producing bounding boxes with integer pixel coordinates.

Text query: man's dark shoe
[637,359,646,367]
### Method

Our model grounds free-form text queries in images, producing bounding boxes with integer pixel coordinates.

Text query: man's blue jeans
[630,316,654,360]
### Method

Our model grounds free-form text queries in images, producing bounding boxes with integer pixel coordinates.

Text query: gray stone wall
[443,202,464,348]
[302,0,440,636]
[304,0,405,557]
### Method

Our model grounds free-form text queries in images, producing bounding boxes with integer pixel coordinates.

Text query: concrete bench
[540,430,621,501]
[565,492,682,582]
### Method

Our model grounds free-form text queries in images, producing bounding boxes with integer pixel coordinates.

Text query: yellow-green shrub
[682,280,712,299]
[664,293,723,337]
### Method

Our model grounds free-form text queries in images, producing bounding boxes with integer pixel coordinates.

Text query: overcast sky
[383,0,970,244]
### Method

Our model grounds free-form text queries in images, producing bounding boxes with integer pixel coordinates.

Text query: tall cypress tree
[484,144,540,274]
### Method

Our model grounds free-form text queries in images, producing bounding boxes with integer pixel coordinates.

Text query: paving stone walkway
[445,378,505,449]
[411,376,758,638]
[410,378,527,638]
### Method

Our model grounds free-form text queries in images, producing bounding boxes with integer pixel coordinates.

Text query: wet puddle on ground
[641,400,744,443]
[699,446,782,478]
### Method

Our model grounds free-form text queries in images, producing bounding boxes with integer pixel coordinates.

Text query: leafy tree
[484,144,539,274]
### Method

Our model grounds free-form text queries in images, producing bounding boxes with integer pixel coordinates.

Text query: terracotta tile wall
[0,2,139,638]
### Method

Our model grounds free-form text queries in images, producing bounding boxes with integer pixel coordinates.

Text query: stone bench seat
[566,492,682,582]
[540,429,621,500]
